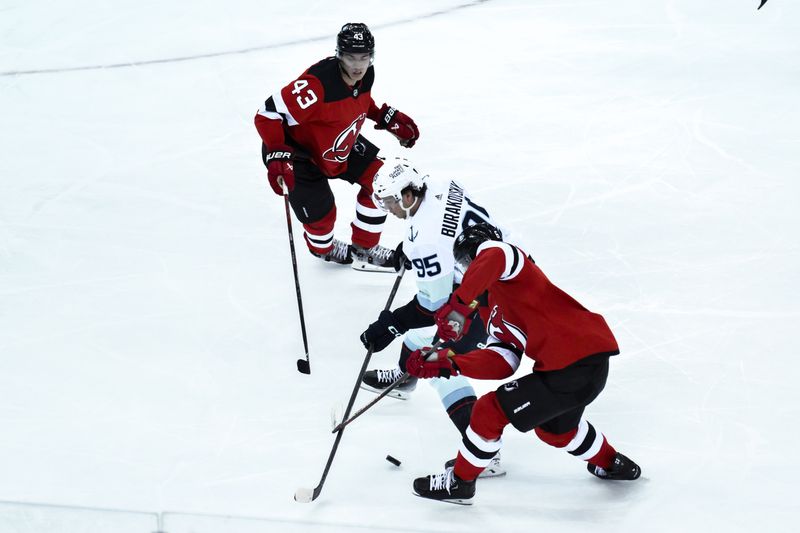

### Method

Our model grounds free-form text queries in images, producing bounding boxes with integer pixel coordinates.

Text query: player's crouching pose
[406,223,641,505]
[254,23,419,271]
[358,159,509,477]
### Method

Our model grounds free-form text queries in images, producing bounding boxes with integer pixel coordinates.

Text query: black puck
[386,454,401,467]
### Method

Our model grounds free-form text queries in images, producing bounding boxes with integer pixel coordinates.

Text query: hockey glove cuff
[360,309,407,352]
[373,103,419,148]
[406,347,459,379]
[265,144,295,195]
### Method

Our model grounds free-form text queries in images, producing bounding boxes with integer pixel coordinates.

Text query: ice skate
[310,239,353,265]
[351,243,396,273]
[587,452,641,480]
[412,467,475,505]
[445,453,506,478]
[360,367,417,400]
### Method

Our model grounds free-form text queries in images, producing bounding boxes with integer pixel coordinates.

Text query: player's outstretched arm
[369,102,419,148]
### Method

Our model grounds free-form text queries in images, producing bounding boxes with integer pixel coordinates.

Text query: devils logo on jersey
[487,305,527,352]
[322,113,367,163]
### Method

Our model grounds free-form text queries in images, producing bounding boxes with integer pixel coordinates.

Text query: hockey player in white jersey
[359,158,510,477]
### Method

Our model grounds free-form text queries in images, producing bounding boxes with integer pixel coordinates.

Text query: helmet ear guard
[453,222,503,270]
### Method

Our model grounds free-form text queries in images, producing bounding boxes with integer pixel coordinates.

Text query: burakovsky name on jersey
[441,181,465,237]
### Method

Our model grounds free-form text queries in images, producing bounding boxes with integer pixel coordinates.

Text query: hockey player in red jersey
[406,223,641,504]
[254,23,419,272]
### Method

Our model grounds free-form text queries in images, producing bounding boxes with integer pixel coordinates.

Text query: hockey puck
[385,455,401,467]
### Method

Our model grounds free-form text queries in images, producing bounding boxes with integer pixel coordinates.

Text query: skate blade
[359,383,412,400]
[351,260,395,273]
[479,466,507,478]
[412,491,473,506]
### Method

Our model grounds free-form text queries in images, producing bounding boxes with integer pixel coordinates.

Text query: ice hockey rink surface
[1,1,797,531]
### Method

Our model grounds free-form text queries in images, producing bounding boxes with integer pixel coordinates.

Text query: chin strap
[402,196,421,218]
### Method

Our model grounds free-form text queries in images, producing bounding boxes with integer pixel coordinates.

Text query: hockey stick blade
[296,358,311,374]
[330,403,344,431]
[294,487,318,503]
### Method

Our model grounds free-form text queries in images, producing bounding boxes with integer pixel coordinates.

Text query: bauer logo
[504,381,519,391]
[513,401,530,414]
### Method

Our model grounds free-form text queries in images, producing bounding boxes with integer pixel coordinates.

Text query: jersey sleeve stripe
[256,96,286,122]
[507,246,520,279]
[272,91,299,126]
[486,342,521,372]
[477,241,525,281]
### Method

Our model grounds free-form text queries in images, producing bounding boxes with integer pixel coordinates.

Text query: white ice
[1,0,798,532]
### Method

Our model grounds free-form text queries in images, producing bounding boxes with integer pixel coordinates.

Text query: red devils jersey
[255,57,381,177]
[453,242,619,372]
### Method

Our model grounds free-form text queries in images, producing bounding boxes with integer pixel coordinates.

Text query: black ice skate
[351,244,396,273]
[413,467,475,505]
[587,452,641,480]
[310,239,353,265]
[360,367,417,400]
[445,453,506,478]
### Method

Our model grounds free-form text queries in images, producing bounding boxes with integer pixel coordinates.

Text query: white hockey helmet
[372,157,427,212]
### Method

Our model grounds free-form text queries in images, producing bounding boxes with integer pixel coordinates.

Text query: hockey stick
[330,340,444,433]
[294,265,406,503]
[282,183,311,375]
[331,299,479,432]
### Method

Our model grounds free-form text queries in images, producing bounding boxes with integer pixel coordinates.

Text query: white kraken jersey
[403,176,508,314]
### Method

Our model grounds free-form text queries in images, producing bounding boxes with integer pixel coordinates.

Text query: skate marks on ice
[0,0,493,77]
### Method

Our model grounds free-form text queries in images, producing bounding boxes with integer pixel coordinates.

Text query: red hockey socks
[535,420,617,469]
[454,392,508,481]
[350,160,385,248]
[302,207,337,254]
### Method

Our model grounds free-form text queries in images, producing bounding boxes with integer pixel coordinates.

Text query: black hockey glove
[360,310,406,352]
[392,241,412,272]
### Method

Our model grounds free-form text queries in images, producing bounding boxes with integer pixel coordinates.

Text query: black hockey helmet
[336,23,375,55]
[453,222,503,271]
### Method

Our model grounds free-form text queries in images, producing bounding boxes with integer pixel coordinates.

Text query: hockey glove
[392,241,412,272]
[360,309,406,352]
[265,144,295,195]
[373,104,419,148]
[434,294,476,342]
[406,347,459,379]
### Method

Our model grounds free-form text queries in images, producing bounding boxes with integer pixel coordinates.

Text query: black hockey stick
[294,265,406,503]
[282,184,311,374]
[330,340,444,433]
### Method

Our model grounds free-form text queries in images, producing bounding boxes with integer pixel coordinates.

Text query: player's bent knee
[469,392,509,441]
[535,427,576,448]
